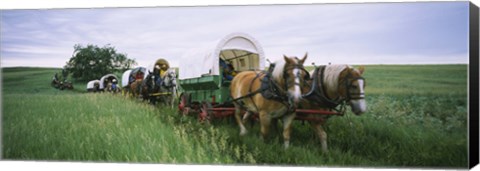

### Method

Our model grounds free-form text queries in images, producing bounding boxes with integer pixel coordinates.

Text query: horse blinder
[346,76,365,101]
[283,65,309,84]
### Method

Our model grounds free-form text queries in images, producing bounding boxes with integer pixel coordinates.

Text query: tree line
[64,44,137,81]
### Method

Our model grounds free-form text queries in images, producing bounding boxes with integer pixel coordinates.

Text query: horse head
[163,69,177,88]
[341,66,366,115]
[302,64,367,115]
[318,65,366,115]
[272,53,309,106]
[146,72,158,91]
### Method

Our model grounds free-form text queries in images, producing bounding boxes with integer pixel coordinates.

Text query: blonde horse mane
[324,64,351,92]
[272,59,286,82]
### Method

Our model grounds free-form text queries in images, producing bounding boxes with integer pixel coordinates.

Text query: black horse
[141,70,177,107]
[141,71,161,104]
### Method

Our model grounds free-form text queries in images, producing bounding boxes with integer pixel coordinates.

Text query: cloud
[0,2,470,69]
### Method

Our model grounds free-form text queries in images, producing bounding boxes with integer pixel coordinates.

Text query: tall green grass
[1,65,469,168]
[2,93,243,164]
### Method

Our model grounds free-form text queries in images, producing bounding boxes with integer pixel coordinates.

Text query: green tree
[64,44,137,81]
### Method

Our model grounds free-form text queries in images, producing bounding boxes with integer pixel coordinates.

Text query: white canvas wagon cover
[99,74,119,89]
[121,69,132,88]
[86,80,100,90]
[147,58,170,73]
[179,32,265,80]
[121,67,148,88]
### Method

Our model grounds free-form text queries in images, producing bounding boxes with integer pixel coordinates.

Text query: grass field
[1,65,469,168]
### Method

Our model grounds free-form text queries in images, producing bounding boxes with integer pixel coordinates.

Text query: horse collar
[303,66,342,109]
[318,66,343,107]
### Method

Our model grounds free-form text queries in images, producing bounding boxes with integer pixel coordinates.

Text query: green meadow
[1,65,469,168]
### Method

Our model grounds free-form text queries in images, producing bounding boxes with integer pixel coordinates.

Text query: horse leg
[271,118,281,137]
[311,121,328,153]
[149,95,155,105]
[169,94,174,109]
[259,111,271,142]
[242,111,252,124]
[234,104,248,136]
[171,89,177,109]
[129,85,135,98]
[282,113,296,149]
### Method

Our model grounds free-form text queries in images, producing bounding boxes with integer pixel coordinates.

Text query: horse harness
[302,65,365,114]
[232,63,309,114]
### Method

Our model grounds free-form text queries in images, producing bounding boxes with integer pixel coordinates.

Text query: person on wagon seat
[220,59,237,81]
[155,64,169,85]
[112,79,118,91]
[153,65,163,86]
[129,74,135,84]
[160,64,169,77]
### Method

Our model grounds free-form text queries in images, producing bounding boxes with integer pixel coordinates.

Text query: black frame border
[469,1,479,169]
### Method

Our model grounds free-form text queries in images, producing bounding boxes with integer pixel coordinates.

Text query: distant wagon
[86,80,101,92]
[99,74,120,93]
[177,32,266,121]
[51,73,74,90]
[121,67,147,97]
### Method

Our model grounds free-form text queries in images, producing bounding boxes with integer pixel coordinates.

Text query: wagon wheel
[178,93,191,116]
[199,101,214,123]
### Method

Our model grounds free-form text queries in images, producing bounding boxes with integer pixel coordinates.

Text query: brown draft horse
[300,64,366,153]
[129,79,144,98]
[230,54,309,148]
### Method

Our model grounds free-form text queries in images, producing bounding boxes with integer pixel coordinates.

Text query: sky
[0,1,471,69]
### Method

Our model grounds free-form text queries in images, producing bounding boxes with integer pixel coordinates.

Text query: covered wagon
[121,67,147,88]
[99,74,120,93]
[178,32,265,121]
[86,80,101,92]
[121,67,147,97]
